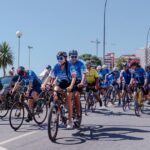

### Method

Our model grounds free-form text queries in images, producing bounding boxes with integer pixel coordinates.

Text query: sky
[0,0,150,76]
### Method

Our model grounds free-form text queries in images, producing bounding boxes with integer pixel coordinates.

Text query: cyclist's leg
[74,91,81,117]
[66,91,73,128]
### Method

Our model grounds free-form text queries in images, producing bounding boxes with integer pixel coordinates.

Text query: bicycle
[47,89,82,142]
[84,86,98,115]
[122,84,134,111]
[9,86,48,131]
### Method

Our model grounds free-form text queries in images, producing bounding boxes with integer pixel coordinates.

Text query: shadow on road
[72,124,150,142]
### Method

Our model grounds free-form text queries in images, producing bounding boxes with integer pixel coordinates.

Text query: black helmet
[46,65,51,70]
[57,51,67,59]
[69,50,78,56]
[17,66,25,76]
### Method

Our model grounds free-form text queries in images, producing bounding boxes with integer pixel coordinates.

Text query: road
[0,101,150,150]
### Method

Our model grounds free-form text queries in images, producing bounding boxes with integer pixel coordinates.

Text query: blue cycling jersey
[51,61,76,82]
[146,71,150,84]
[131,67,146,85]
[107,71,120,84]
[70,59,86,81]
[19,70,41,87]
[120,69,131,85]
[101,68,110,79]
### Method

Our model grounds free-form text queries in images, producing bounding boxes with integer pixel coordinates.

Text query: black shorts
[72,80,83,92]
[86,83,97,93]
[55,79,70,90]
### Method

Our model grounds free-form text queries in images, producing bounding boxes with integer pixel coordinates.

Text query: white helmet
[102,64,107,69]
[112,66,119,72]
[96,65,102,70]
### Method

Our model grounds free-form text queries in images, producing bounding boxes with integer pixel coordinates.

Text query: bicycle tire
[33,98,48,125]
[9,101,24,131]
[48,103,59,142]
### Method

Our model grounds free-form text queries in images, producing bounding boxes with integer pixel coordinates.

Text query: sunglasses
[57,56,64,61]
[71,55,77,59]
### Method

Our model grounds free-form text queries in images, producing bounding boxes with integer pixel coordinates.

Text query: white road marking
[0,131,38,146]
[0,147,8,150]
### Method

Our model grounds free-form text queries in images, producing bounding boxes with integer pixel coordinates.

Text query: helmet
[112,67,119,72]
[69,50,78,56]
[122,62,128,67]
[129,59,139,67]
[97,65,102,70]
[85,60,91,65]
[17,66,25,76]
[46,65,51,70]
[102,64,107,69]
[57,51,67,58]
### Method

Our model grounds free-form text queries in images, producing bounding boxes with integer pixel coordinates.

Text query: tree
[79,54,102,66]
[0,41,14,76]
[115,57,127,70]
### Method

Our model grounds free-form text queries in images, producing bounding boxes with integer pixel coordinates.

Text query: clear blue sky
[0,0,150,76]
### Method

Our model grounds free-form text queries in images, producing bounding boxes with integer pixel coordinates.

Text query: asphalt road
[0,101,150,150]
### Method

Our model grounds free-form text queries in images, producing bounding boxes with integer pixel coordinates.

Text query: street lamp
[16,31,23,67]
[91,38,100,56]
[103,0,108,64]
[27,45,33,69]
[145,27,150,66]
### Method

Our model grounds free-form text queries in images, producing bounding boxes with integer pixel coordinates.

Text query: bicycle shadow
[72,124,150,141]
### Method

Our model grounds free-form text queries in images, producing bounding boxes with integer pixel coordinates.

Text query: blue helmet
[69,50,78,56]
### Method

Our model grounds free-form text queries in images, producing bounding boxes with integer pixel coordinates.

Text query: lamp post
[91,38,100,56]
[28,46,33,69]
[16,31,23,67]
[103,0,108,64]
[145,27,150,66]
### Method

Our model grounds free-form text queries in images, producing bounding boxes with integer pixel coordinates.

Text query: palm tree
[0,41,14,76]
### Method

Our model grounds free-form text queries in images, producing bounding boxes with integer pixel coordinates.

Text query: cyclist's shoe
[66,121,73,129]
[118,100,121,106]
[25,115,32,122]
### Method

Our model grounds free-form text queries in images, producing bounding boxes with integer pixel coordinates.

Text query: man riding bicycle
[85,61,102,107]
[119,62,132,103]
[69,50,86,120]
[12,66,42,122]
[129,60,147,106]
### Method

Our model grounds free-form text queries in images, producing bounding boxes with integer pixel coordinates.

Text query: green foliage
[115,57,127,70]
[0,41,14,76]
[79,54,102,66]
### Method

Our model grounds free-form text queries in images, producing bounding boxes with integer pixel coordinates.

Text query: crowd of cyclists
[0,49,150,132]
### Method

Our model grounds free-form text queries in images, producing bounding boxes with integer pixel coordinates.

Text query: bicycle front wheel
[33,99,48,125]
[48,103,59,142]
[9,101,24,131]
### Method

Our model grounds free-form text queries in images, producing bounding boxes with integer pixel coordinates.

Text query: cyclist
[105,66,121,105]
[129,60,147,106]
[85,61,102,107]
[69,50,86,120]
[101,64,110,79]
[41,51,76,129]
[12,66,42,122]
[119,62,132,104]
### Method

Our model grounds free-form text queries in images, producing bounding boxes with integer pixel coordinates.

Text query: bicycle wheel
[104,89,111,107]
[9,101,24,131]
[0,99,9,118]
[48,103,59,142]
[33,98,48,125]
